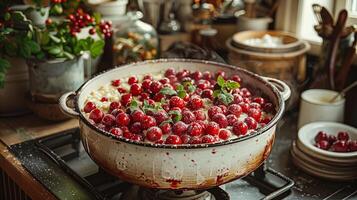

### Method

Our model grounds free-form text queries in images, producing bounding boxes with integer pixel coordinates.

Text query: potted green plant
[27,7,111,102]
[0,8,41,115]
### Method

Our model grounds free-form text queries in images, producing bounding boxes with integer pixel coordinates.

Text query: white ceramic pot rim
[301,89,345,106]
[73,58,286,149]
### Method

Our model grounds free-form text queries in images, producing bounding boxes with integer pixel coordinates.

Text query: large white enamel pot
[59,59,290,190]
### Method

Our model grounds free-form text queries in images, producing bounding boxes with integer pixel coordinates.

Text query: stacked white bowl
[291,122,357,181]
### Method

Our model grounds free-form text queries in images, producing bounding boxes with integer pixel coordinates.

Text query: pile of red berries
[67,9,112,38]
[83,68,275,145]
[51,0,66,3]
[315,131,357,152]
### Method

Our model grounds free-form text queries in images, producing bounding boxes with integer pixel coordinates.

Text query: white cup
[298,89,345,129]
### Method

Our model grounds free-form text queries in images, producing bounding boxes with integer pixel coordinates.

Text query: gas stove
[8,113,357,200]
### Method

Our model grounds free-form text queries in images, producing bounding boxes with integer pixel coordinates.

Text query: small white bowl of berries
[298,122,357,158]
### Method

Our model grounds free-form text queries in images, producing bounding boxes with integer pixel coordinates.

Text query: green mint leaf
[160,87,177,96]
[160,119,173,126]
[176,84,184,91]
[168,110,182,122]
[177,91,187,99]
[218,93,234,105]
[226,80,240,90]
[217,75,225,87]
[48,46,62,55]
[49,34,61,43]
[213,90,221,98]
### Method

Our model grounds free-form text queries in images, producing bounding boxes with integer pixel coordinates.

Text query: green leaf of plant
[49,34,61,43]
[93,12,101,24]
[19,43,31,58]
[168,110,182,122]
[213,90,221,98]
[129,99,140,112]
[4,43,17,57]
[26,40,41,53]
[177,91,186,99]
[63,51,75,60]
[176,84,184,91]
[0,58,10,88]
[48,46,62,55]
[218,92,234,105]
[160,119,173,126]
[160,87,177,96]
[217,75,225,87]
[226,80,240,90]
[89,40,105,58]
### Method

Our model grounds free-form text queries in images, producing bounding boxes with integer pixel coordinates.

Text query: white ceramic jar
[298,89,345,128]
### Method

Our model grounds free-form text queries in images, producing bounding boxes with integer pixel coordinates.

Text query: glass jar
[113,11,159,65]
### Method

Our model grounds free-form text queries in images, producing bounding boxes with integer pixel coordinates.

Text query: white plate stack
[291,122,357,181]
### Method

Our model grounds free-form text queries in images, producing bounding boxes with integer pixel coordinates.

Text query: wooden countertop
[0,114,78,200]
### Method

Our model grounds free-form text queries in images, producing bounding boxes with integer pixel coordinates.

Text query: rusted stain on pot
[166,179,182,188]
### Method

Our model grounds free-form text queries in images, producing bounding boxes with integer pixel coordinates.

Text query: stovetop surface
[9,112,357,200]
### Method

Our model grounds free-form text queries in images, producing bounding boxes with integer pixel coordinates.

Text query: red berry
[102,114,115,126]
[315,131,328,143]
[130,83,142,96]
[111,108,124,117]
[208,106,223,119]
[227,114,238,126]
[348,140,357,152]
[89,109,104,123]
[327,135,337,144]
[190,136,202,144]
[337,131,349,141]
[167,75,178,84]
[140,93,150,101]
[84,101,96,113]
[219,129,231,140]
[228,104,242,117]
[260,116,272,124]
[128,76,138,85]
[263,102,274,113]
[130,122,142,134]
[143,74,153,80]
[123,132,133,139]
[331,140,349,152]
[141,115,157,129]
[191,71,202,81]
[116,113,130,126]
[117,87,127,93]
[218,105,228,115]
[205,122,220,136]
[153,93,165,102]
[233,94,244,104]
[99,97,108,102]
[165,68,176,77]
[233,121,248,136]
[315,140,330,150]
[89,28,96,35]
[212,113,228,128]
[249,102,261,110]
[169,96,185,109]
[187,122,203,136]
[142,79,152,90]
[159,78,170,84]
[253,97,265,105]
[172,121,188,135]
[110,127,123,136]
[131,134,143,141]
[231,75,242,83]
[121,93,132,106]
[239,102,250,113]
[197,80,210,90]
[180,134,191,144]
[201,89,213,99]
[240,88,251,97]
[160,122,172,134]
[146,127,163,142]
[189,96,203,110]
[176,70,190,80]
[149,81,163,94]
[165,135,182,144]
[153,111,169,125]
[193,110,206,121]
[202,71,212,80]
[245,117,258,130]
[215,71,226,79]
[248,108,262,122]
[182,110,196,124]
[109,102,121,111]
[201,135,216,144]
[130,110,144,122]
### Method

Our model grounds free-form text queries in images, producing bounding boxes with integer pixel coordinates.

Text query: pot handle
[59,91,79,118]
[263,77,291,101]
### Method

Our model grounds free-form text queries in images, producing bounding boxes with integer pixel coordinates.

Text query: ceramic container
[59,59,290,190]
[298,89,345,128]
[94,0,128,16]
